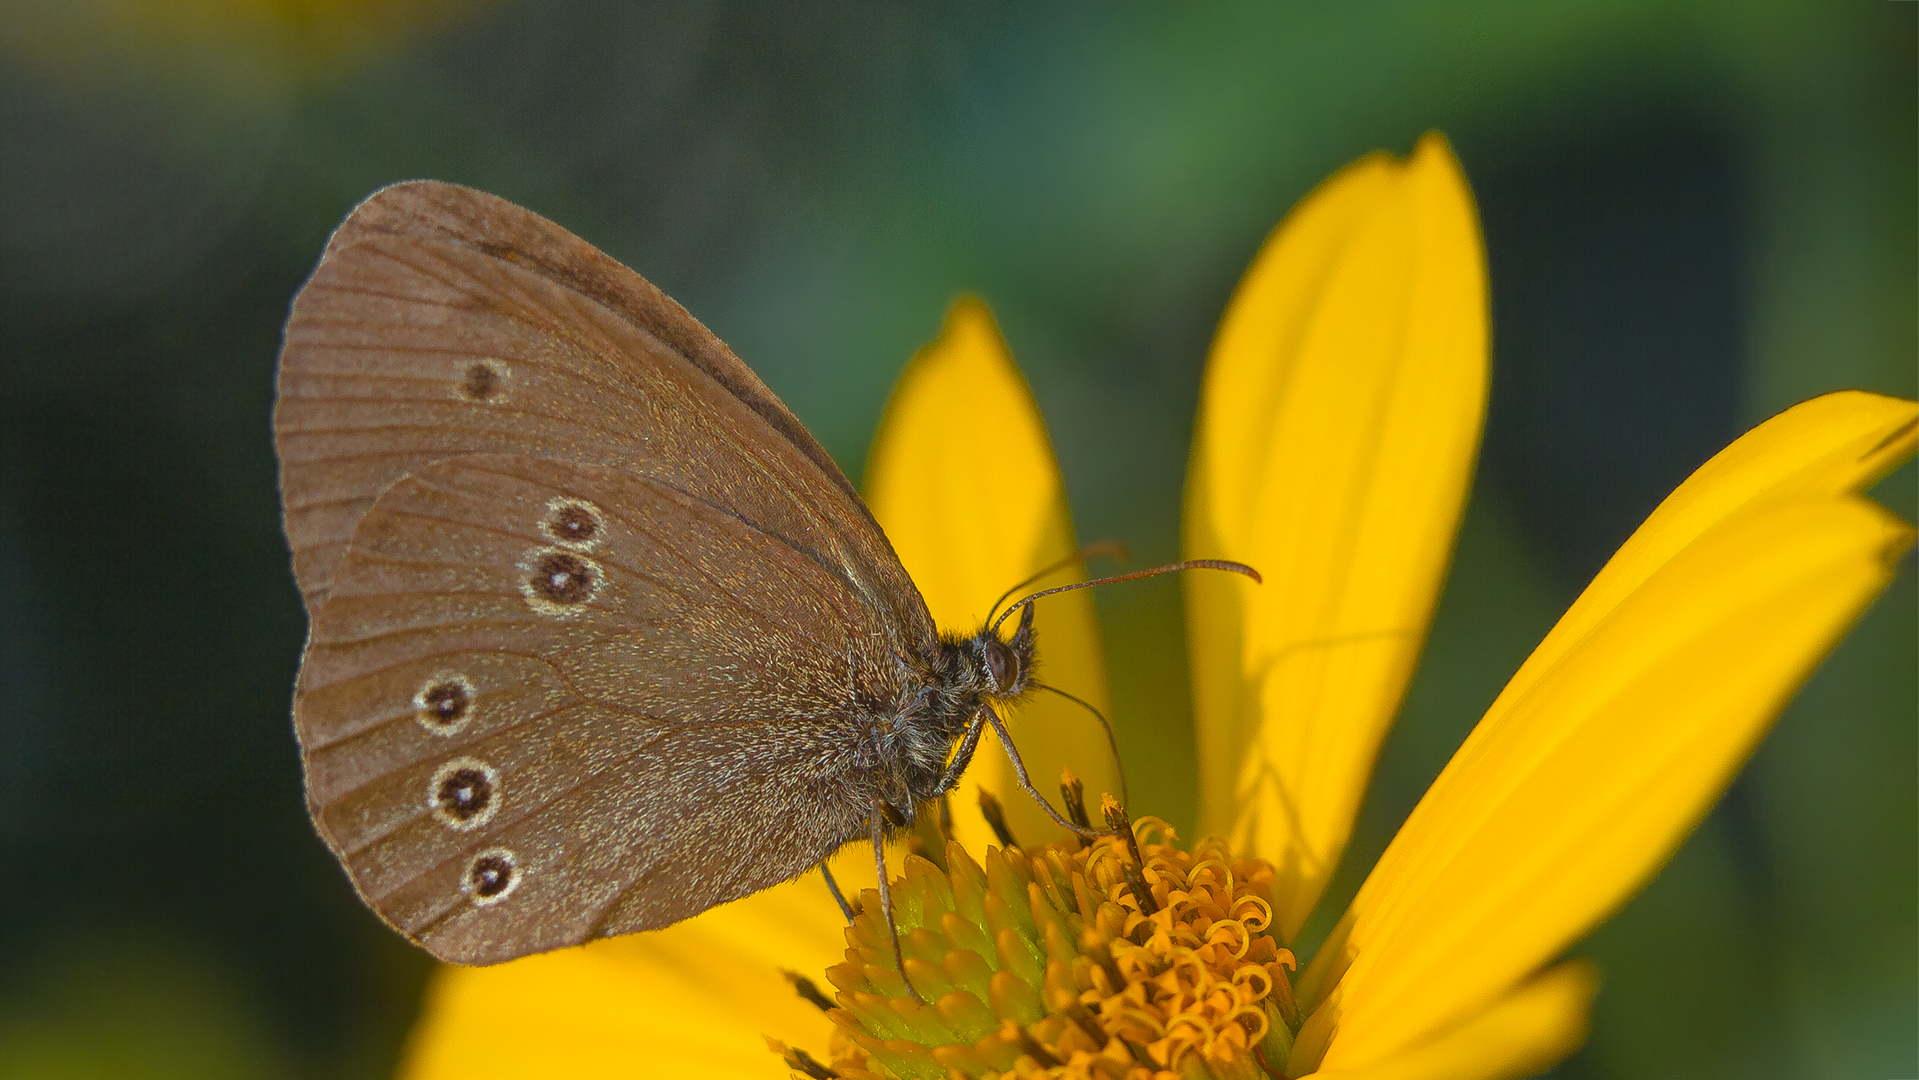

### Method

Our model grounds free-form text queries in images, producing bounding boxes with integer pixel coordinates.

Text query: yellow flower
[395,135,1916,1080]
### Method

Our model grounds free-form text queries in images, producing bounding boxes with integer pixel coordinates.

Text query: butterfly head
[966,599,1036,702]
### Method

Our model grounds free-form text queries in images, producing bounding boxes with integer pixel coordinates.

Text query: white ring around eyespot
[413,671,477,736]
[538,496,606,552]
[427,757,500,832]
[518,545,603,618]
[463,847,522,906]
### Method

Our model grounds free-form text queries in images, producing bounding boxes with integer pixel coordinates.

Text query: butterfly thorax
[907,612,1038,788]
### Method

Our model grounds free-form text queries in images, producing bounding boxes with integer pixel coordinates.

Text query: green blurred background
[0,2,1911,1077]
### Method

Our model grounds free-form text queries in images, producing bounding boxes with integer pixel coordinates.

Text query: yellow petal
[864,297,1115,849]
[399,847,873,1079]
[1486,390,1915,736]
[1292,494,1914,1073]
[1184,133,1488,939]
[1300,961,1596,1080]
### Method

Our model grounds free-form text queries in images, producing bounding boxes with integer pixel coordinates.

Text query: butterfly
[275,181,1250,975]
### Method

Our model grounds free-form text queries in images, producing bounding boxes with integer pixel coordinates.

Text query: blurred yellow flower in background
[398,135,1915,1080]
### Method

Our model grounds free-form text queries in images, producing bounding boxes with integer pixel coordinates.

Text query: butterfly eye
[463,848,521,905]
[428,757,500,831]
[984,637,1019,694]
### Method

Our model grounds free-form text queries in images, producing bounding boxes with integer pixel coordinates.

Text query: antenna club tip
[1199,558,1262,584]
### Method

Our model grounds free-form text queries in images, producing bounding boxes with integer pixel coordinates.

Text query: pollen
[801,805,1299,1080]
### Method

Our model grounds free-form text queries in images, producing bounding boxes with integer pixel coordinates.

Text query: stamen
[765,1038,840,1079]
[782,970,836,1013]
[977,789,1018,848]
[1060,768,1092,849]
[936,793,954,846]
[1102,793,1160,917]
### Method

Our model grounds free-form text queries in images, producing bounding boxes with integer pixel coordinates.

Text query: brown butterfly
[275,181,1249,974]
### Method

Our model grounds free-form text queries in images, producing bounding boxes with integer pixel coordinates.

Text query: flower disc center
[796,816,1299,1080]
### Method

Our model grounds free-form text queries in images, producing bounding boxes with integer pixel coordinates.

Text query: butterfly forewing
[314,179,845,492]
[275,181,929,648]
[298,454,892,964]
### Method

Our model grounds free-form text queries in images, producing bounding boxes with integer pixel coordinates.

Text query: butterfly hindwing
[297,453,896,964]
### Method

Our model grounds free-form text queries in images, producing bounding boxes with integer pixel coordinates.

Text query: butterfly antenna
[1032,683,1129,811]
[985,540,1130,628]
[990,558,1261,636]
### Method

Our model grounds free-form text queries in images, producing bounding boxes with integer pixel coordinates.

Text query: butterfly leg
[819,860,858,924]
[870,801,927,1004]
[981,705,1111,840]
[930,713,987,796]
